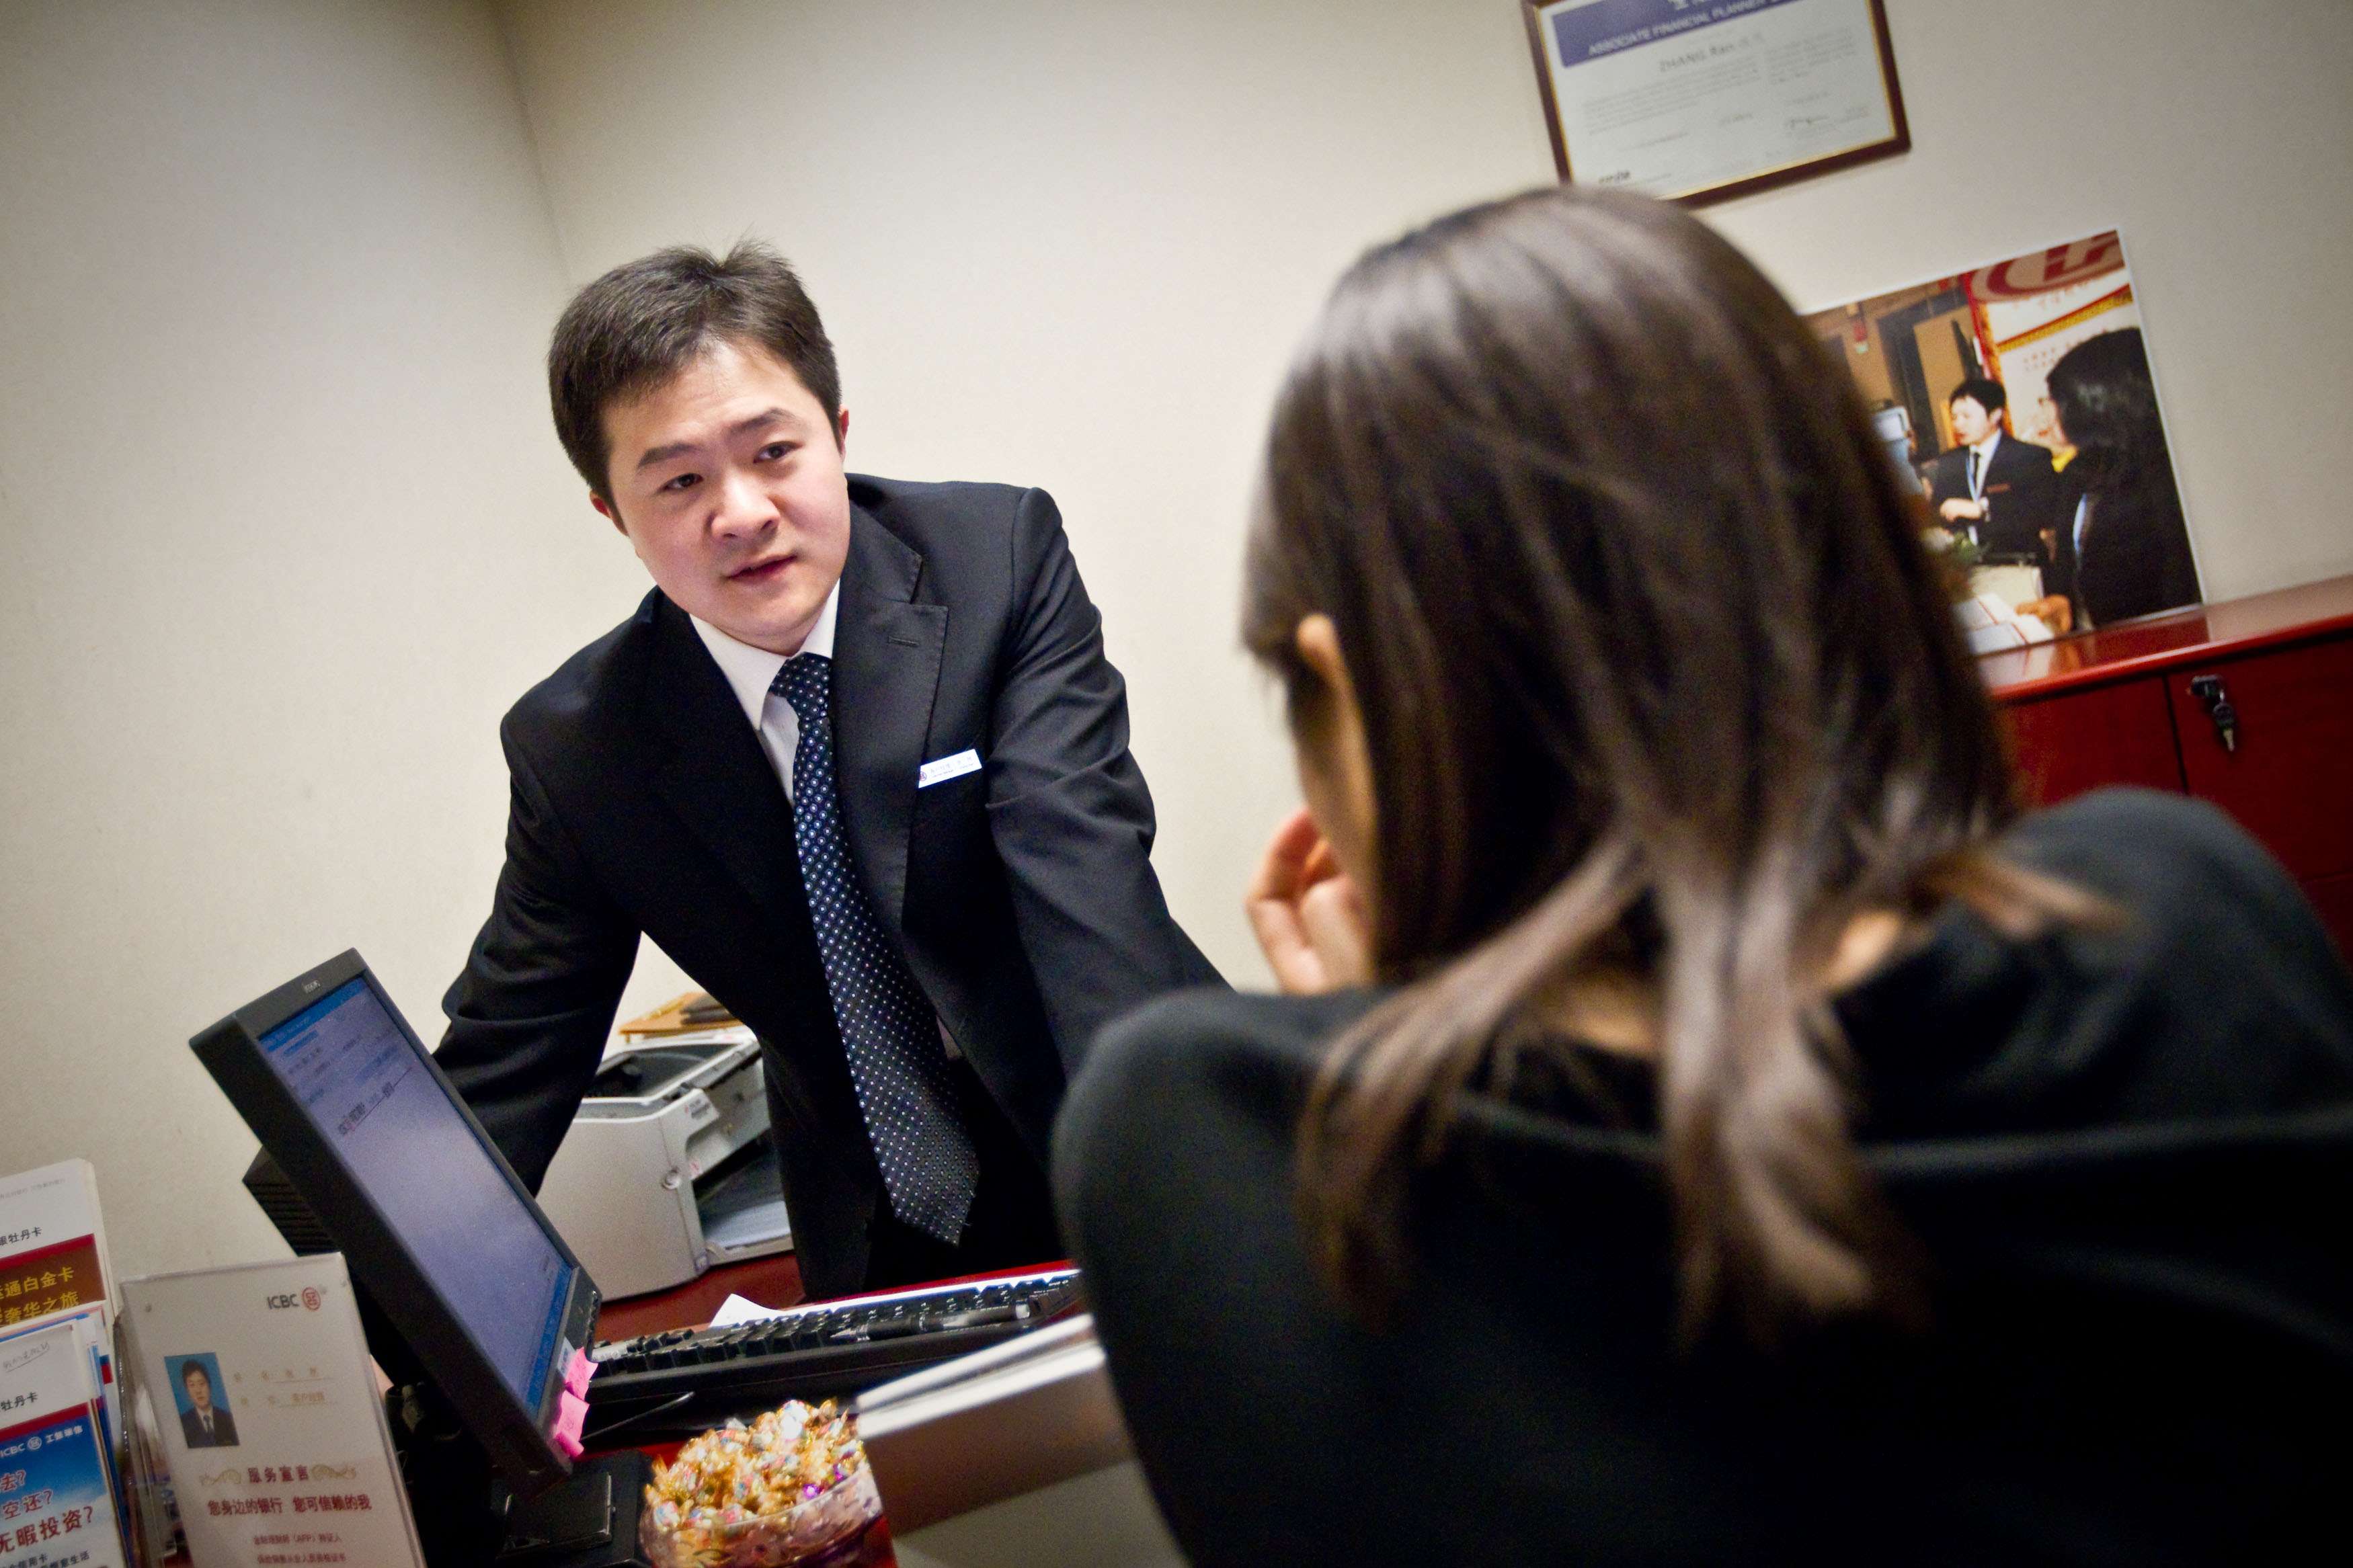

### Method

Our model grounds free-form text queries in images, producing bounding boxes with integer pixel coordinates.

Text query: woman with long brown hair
[2048,326,2201,626]
[1054,187,2353,1565]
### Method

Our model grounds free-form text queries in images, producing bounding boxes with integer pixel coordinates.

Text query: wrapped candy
[640,1400,886,1567]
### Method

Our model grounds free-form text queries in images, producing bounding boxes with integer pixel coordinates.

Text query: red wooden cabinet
[2165,636,2353,884]
[2001,677,2183,802]
[1984,573,2353,958]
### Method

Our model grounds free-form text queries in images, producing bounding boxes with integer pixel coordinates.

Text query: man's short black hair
[181,1362,210,1387]
[1949,376,2007,415]
[547,241,841,499]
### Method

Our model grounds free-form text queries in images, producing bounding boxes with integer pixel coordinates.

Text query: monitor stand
[388,1381,651,1567]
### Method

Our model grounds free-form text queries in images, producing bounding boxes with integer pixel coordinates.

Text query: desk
[1985,572,2353,956]
[596,1256,1165,1568]
[598,1251,804,1342]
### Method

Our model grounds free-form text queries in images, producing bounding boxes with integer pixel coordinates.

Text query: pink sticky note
[552,1391,589,1458]
[565,1347,596,1398]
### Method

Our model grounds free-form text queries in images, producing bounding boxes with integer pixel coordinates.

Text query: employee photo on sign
[165,1352,240,1450]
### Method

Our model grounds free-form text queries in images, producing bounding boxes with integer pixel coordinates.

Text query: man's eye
[660,472,701,493]
[757,442,795,462]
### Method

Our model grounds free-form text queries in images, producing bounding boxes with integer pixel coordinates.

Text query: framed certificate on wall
[1522,0,1909,206]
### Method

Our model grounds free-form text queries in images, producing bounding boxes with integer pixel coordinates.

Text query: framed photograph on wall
[1521,0,1909,206]
[1803,231,2203,639]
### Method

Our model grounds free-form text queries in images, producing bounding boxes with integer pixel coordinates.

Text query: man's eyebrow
[633,440,696,472]
[731,407,795,438]
[632,409,799,473]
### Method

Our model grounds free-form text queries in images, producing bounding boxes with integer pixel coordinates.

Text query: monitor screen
[255,977,574,1408]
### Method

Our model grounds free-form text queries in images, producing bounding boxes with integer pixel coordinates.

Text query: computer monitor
[192,949,600,1497]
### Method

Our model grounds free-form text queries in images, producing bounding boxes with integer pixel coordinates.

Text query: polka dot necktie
[774,653,980,1245]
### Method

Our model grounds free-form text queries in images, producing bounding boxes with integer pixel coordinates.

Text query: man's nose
[710,468,779,536]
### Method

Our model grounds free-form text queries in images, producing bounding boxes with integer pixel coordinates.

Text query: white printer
[536,1028,795,1299]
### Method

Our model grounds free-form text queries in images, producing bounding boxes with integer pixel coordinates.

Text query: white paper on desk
[709,1292,790,1328]
[122,1254,424,1568]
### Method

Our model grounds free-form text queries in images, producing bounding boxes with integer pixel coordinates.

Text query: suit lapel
[645,595,803,926]
[831,505,945,936]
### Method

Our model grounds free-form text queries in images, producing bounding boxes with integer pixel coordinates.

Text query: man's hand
[1246,809,1372,995]
[1938,496,1985,524]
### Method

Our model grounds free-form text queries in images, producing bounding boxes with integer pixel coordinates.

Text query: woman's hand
[1246,808,1372,994]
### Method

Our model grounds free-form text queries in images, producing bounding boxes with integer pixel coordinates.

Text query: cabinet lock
[2188,674,2238,753]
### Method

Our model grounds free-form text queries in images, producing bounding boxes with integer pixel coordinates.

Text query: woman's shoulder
[1057,989,1377,1163]
[2009,782,2239,854]
[1856,788,2353,1131]
[2036,791,2352,1022]
[2006,788,2329,944]
[1093,984,1378,1067]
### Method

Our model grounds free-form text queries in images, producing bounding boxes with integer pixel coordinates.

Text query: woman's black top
[2075,481,2200,626]
[1053,790,2353,1565]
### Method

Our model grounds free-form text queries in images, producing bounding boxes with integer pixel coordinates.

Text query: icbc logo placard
[301,1287,321,1312]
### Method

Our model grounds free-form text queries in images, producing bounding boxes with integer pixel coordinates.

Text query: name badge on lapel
[918,749,983,788]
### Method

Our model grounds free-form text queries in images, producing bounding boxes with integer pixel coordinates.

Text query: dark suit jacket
[1926,434,2058,561]
[436,476,1219,1299]
[1058,792,2353,1565]
[181,1403,239,1448]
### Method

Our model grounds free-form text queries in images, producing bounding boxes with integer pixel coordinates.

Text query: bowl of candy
[640,1400,888,1567]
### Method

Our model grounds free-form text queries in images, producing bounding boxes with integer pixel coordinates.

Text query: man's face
[1948,395,2000,448]
[594,338,852,655]
[184,1367,212,1411]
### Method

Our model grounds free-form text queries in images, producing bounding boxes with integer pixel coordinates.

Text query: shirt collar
[1970,430,2003,460]
[689,579,842,730]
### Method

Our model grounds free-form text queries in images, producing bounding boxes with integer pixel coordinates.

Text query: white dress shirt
[689,581,842,802]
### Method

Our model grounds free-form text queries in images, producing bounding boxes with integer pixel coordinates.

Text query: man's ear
[834,405,850,452]
[591,491,627,537]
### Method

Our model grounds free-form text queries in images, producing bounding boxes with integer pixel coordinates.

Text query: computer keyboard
[582,1268,1083,1438]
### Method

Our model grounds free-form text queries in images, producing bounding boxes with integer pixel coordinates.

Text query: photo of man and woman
[1806,231,2200,635]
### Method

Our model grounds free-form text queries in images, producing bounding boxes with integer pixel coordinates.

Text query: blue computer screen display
[259,977,571,1409]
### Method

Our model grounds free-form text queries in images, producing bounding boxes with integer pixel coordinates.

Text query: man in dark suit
[434,242,1220,1298]
[1925,377,2058,564]
[178,1362,239,1448]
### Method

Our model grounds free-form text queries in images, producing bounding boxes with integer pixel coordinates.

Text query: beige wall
[4,0,2352,1280]
[0,1,610,1274]
[497,0,2353,1005]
